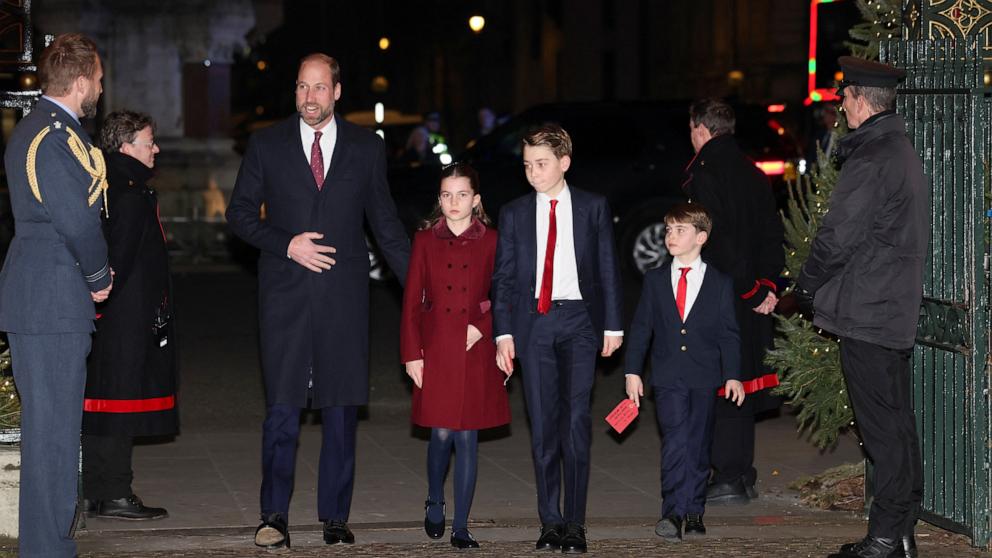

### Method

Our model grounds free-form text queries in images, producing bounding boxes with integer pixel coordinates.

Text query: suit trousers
[840,337,922,539]
[518,300,597,526]
[260,404,358,523]
[655,383,716,518]
[8,332,91,558]
[82,433,133,501]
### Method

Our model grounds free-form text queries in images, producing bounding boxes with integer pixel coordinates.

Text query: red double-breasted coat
[400,219,510,430]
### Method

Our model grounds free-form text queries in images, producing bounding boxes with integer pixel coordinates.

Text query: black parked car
[374,100,799,280]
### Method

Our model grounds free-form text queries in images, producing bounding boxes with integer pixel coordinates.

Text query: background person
[83,110,176,521]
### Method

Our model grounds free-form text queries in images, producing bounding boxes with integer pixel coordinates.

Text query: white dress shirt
[671,256,706,320]
[299,116,337,180]
[535,185,582,301]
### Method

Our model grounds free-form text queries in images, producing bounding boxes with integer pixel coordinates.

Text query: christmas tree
[0,337,17,433]
[767,0,901,449]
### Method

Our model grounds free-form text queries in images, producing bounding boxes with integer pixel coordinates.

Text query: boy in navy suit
[624,203,743,542]
[493,124,624,553]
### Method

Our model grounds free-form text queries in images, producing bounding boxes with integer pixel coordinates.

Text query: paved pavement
[5,271,980,557]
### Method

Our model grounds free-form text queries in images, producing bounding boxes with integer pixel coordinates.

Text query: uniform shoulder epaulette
[25,116,110,215]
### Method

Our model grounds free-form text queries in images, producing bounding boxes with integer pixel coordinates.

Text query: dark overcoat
[83,153,178,436]
[799,113,927,350]
[226,114,410,408]
[399,220,510,430]
[683,134,785,411]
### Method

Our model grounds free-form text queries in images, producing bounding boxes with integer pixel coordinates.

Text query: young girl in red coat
[400,163,511,549]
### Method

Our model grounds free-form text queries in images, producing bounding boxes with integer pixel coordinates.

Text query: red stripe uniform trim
[83,395,176,413]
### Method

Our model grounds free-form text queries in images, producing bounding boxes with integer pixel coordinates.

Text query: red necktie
[676,267,690,321]
[537,199,558,314]
[310,130,325,190]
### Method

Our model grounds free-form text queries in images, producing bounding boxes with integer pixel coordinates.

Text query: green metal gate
[880,34,991,545]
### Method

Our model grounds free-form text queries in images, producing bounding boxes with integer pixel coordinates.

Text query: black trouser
[709,403,756,486]
[82,434,134,501]
[840,337,923,539]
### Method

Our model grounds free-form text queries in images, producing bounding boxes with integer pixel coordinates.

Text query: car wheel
[621,205,674,276]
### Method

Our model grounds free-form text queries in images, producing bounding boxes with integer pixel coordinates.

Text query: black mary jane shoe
[254,513,290,549]
[424,499,446,539]
[323,520,355,545]
[450,528,480,549]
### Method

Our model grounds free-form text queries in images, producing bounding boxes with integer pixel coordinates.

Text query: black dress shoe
[684,513,705,537]
[654,515,682,542]
[705,477,750,504]
[323,520,355,544]
[254,513,289,549]
[560,522,587,554]
[97,494,168,520]
[535,523,563,551]
[450,528,480,549]
[424,499,445,539]
[829,535,899,557]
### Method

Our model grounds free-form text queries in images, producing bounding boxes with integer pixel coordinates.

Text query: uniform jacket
[799,112,927,350]
[683,134,784,388]
[0,98,111,334]
[491,186,623,343]
[399,219,510,430]
[84,152,177,437]
[625,261,741,389]
[226,114,410,407]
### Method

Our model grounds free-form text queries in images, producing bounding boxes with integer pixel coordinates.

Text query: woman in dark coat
[82,110,176,520]
[400,164,510,549]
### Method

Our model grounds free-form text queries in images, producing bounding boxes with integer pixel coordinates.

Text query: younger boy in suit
[624,203,744,542]
[493,124,624,554]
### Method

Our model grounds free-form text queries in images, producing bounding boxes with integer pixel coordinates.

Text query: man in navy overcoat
[226,53,409,549]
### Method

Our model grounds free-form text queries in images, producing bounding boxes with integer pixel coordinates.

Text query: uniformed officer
[797,56,926,558]
[0,33,113,558]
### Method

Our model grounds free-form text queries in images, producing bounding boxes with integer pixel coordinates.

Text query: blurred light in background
[469,15,485,33]
[374,103,385,124]
[379,37,390,51]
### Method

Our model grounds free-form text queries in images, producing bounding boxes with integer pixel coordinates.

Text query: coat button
[446,308,451,313]
[461,308,466,313]
[462,264,468,269]
[680,345,687,351]
[447,285,452,290]
[680,329,687,335]
[447,263,452,268]
[461,287,467,292]
[449,241,453,246]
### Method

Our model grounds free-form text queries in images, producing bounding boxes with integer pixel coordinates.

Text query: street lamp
[468,15,485,34]
[379,37,390,51]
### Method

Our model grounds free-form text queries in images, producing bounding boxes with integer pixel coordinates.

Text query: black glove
[793,286,815,320]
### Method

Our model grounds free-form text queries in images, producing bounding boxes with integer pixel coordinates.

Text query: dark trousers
[82,434,134,501]
[655,383,716,518]
[8,332,90,558]
[840,337,923,539]
[260,404,357,523]
[709,402,756,485]
[518,301,597,526]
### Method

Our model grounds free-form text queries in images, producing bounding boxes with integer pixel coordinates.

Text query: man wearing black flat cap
[795,56,926,558]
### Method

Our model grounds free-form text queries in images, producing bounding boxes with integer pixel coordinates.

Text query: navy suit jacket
[492,186,623,344]
[0,98,111,334]
[624,261,740,389]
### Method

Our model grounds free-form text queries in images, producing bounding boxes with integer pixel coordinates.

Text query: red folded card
[716,372,780,397]
[606,399,639,434]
